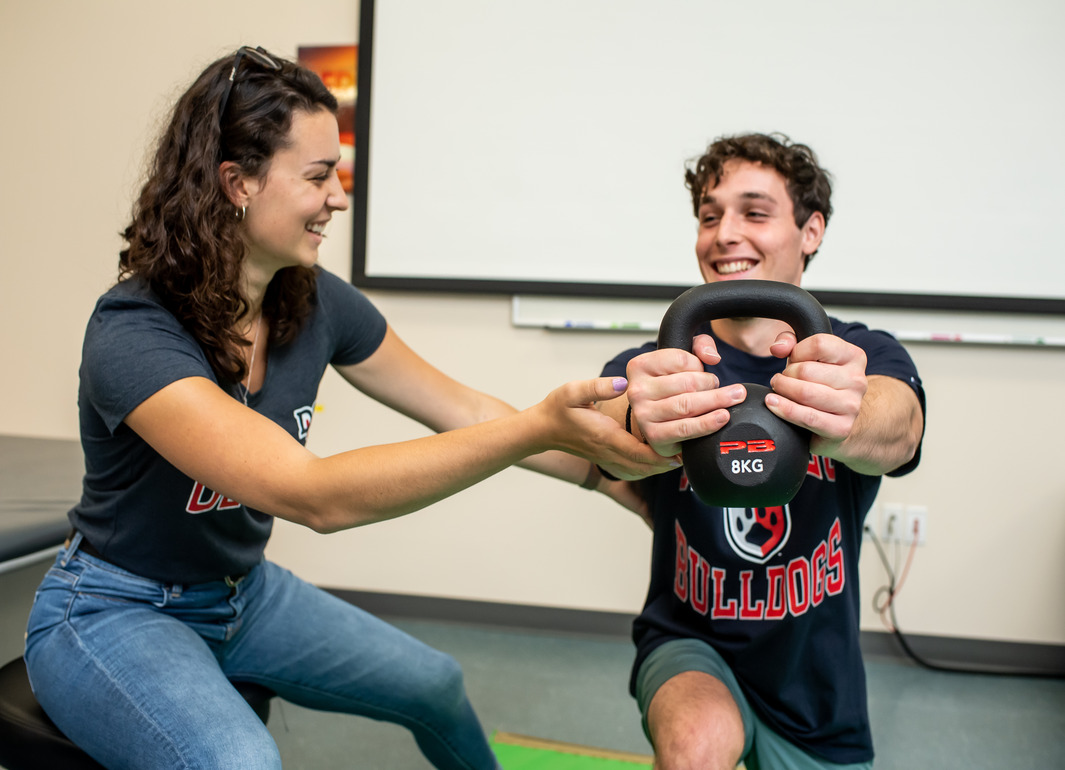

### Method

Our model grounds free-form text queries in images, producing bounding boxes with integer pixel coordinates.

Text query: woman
[24,47,674,769]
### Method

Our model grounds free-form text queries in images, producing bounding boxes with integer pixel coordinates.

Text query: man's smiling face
[694,159,824,287]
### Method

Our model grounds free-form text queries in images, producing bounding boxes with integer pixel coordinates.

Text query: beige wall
[2,1,1063,647]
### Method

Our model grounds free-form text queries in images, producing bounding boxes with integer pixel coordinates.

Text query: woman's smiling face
[239,108,349,274]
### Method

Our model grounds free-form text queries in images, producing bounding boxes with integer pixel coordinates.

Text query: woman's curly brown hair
[119,48,339,384]
[685,133,833,269]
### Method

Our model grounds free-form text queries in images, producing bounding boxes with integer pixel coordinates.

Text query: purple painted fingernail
[613,377,627,391]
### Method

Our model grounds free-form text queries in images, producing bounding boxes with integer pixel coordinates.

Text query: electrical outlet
[864,504,878,538]
[904,505,928,546]
[881,503,904,542]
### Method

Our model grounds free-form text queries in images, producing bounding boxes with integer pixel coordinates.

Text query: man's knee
[647,671,745,770]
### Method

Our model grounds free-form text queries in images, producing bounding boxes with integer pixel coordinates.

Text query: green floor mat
[490,732,653,769]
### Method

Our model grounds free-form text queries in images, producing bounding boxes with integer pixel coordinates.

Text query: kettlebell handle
[658,280,831,351]
[655,280,832,508]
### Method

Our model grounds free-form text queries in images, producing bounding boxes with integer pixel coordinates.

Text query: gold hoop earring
[235,205,247,222]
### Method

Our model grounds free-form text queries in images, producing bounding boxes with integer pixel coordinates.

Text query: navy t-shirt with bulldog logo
[602,317,924,765]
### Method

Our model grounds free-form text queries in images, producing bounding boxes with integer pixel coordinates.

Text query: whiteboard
[352,0,1065,313]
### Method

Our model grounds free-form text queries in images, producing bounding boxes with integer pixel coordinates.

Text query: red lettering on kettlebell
[719,439,777,455]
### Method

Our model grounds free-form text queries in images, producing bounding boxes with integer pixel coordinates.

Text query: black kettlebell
[657,280,831,508]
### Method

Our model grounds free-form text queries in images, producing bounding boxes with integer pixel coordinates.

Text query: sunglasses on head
[219,46,282,124]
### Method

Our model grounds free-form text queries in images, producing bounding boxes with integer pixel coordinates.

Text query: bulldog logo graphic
[723,506,791,564]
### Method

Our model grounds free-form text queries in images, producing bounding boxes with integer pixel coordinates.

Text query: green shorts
[635,638,873,770]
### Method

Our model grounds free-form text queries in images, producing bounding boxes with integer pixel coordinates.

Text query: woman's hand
[531,376,680,480]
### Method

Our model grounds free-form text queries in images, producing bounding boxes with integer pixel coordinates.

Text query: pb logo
[719,440,776,455]
[720,438,776,477]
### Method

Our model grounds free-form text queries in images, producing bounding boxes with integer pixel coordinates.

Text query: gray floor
[266,616,1065,769]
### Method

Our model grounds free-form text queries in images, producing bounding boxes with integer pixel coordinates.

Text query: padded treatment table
[0,435,82,663]
[0,434,82,573]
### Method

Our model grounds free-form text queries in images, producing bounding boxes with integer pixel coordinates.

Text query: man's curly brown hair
[684,133,833,269]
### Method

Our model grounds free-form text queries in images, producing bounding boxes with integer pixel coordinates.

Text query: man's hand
[764,331,867,454]
[766,331,922,474]
[624,334,747,459]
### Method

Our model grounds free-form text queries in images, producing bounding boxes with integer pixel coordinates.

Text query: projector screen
[352,0,1065,314]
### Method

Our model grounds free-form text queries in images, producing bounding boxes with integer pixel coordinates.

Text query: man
[600,133,925,769]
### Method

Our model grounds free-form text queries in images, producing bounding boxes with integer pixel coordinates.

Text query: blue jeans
[25,535,499,769]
